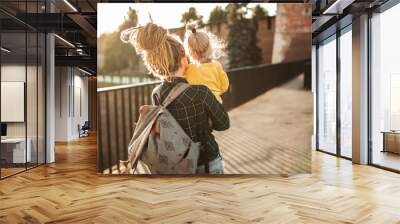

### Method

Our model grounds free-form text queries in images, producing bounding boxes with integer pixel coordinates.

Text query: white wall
[1,66,26,138]
[55,66,69,141]
[1,65,26,143]
[1,63,46,164]
[71,73,89,138]
[55,67,89,141]
[352,14,369,164]
[1,65,37,138]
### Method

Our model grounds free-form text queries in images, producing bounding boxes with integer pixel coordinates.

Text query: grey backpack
[120,82,200,174]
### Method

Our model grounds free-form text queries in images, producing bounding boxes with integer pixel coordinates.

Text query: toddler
[184,23,229,103]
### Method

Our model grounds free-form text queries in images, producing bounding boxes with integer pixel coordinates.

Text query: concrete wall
[55,67,89,141]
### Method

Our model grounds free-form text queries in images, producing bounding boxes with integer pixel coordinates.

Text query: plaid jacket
[152,77,230,165]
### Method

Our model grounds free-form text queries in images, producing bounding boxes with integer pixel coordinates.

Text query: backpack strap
[160,82,190,108]
[153,84,162,105]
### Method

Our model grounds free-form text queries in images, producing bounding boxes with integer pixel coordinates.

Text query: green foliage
[226,3,262,68]
[226,3,248,23]
[208,6,227,24]
[99,8,147,77]
[252,5,268,20]
[101,32,131,74]
[118,7,139,31]
[252,5,268,29]
[181,7,203,25]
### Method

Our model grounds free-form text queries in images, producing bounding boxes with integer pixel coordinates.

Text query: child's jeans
[196,156,224,174]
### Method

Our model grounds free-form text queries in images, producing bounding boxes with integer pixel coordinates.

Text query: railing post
[113,90,120,173]
[105,92,112,174]
[97,81,161,174]
[122,89,128,159]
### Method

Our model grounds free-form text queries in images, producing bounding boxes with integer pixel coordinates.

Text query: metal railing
[222,59,311,111]
[97,81,160,174]
[97,59,310,173]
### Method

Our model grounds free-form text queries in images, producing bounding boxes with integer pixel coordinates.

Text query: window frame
[315,21,353,160]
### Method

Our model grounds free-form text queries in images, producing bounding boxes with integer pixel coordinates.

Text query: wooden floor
[1,163,46,178]
[1,77,399,223]
[372,151,400,171]
[1,135,400,223]
[0,167,26,178]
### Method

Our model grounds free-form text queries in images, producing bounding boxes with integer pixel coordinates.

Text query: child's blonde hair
[184,23,225,64]
[121,23,186,80]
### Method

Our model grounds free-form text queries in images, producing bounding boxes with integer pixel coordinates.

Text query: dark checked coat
[152,77,230,165]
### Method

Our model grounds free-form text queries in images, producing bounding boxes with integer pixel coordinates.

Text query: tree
[100,8,147,76]
[102,32,130,75]
[118,7,139,31]
[226,3,248,23]
[252,5,268,20]
[181,7,203,25]
[208,6,227,24]
[225,3,262,68]
[252,5,268,29]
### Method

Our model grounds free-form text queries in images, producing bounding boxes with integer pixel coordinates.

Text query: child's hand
[208,118,213,127]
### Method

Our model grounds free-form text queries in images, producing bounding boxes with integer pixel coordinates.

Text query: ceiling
[312,0,390,43]
[0,0,99,74]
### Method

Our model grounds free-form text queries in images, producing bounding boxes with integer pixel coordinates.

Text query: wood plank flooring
[1,77,399,223]
[1,135,400,223]
[0,167,26,178]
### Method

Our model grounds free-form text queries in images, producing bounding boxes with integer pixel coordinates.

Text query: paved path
[216,75,313,174]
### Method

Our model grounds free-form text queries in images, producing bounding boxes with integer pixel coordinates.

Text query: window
[370,2,400,171]
[339,27,352,158]
[317,35,337,154]
[0,1,46,179]
[316,25,353,159]
[390,75,400,130]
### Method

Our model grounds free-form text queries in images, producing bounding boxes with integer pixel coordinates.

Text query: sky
[97,3,277,37]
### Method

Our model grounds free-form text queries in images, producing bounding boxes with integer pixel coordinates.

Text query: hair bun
[186,23,197,34]
[136,23,167,51]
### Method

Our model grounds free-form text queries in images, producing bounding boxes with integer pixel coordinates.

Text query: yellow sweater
[185,62,229,98]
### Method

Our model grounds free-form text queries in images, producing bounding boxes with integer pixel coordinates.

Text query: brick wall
[272,4,312,63]
[256,17,276,64]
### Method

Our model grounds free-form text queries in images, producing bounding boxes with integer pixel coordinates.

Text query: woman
[126,23,229,174]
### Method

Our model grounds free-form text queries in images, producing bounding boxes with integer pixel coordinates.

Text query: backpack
[120,82,200,174]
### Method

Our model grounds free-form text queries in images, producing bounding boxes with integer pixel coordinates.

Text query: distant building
[272,4,312,63]
[169,17,276,65]
[169,4,311,66]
